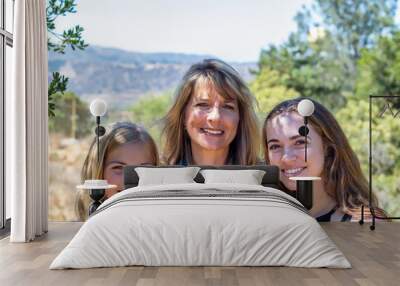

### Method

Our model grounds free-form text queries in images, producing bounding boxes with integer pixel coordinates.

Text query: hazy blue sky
[55,0,397,62]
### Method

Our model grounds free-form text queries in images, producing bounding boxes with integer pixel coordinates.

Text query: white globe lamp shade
[90,99,107,117]
[297,99,315,117]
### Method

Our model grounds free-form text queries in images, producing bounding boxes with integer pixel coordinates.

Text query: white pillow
[200,169,266,185]
[135,167,200,186]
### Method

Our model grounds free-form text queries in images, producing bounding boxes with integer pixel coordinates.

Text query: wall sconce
[77,99,116,216]
[297,99,315,162]
[289,99,319,210]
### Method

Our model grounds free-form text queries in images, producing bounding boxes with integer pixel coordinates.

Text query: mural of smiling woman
[162,59,260,165]
[262,98,385,222]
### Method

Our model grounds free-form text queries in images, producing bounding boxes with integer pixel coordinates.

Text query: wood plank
[0,222,399,286]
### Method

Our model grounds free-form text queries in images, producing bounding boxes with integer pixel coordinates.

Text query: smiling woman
[162,59,260,165]
[76,122,159,220]
[262,98,386,222]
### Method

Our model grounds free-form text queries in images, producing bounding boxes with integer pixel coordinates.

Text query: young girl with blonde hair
[76,122,159,220]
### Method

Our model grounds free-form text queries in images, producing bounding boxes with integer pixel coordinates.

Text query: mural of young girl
[262,98,384,221]
[76,122,159,220]
[163,58,260,165]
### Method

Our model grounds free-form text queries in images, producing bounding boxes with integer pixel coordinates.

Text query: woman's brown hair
[162,58,260,165]
[76,122,159,220]
[262,98,384,218]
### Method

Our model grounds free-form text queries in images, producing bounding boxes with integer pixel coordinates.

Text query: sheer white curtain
[7,0,48,242]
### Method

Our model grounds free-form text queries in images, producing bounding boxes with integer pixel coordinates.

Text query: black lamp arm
[304,117,308,162]
[298,117,309,162]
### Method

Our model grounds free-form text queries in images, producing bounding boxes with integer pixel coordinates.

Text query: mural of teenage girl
[262,98,385,221]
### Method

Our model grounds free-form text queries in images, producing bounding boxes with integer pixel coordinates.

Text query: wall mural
[47,0,400,222]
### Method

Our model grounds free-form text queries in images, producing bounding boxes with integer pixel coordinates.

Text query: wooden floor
[0,222,399,286]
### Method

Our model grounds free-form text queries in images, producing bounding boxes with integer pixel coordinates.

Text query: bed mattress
[50,183,351,269]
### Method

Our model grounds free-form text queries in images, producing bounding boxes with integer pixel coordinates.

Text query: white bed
[50,183,351,269]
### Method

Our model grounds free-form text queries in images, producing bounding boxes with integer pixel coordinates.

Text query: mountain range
[48,45,257,109]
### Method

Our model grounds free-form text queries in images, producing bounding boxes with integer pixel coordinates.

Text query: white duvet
[50,183,351,269]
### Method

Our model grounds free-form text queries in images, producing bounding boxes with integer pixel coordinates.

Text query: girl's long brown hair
[76,122,159,220]
[162,58,260,165]
[262,98,385,218]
